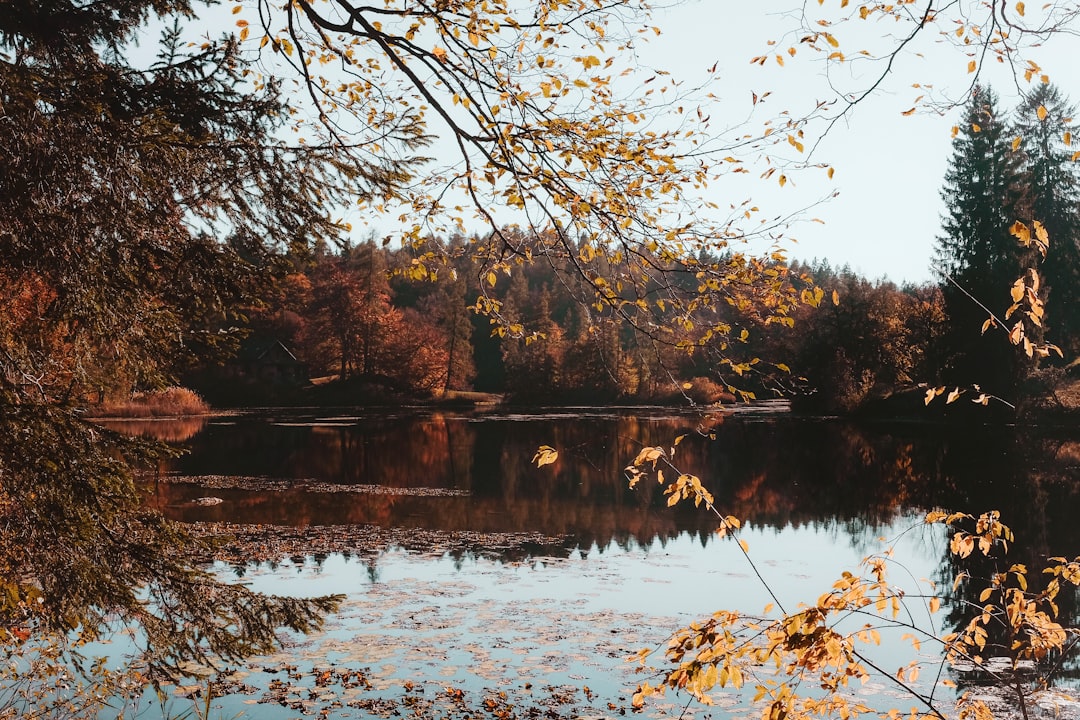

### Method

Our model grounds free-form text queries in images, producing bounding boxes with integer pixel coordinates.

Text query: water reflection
[109,409,1080,711]
[97,415,208,442]
[122,409,1080,567]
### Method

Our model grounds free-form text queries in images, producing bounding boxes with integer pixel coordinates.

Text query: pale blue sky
[161,1,1080,285]
[632,2,1080,284]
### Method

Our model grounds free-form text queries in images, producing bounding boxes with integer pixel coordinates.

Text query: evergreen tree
[933,86,1030,395]
[1014,83,1080,355]
[0,1,375,675]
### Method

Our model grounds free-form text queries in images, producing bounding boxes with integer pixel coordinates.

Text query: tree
[305,246,393,381]
[0,0,382,675]
[501,277,565,400]
[933,87,1031,396]
[244,0,812,382]
[421,271,477,393]
[1014,84,1080,356]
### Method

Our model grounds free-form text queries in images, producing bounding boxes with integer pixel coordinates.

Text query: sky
[162,1,1080,286]
[626,2,1080,285]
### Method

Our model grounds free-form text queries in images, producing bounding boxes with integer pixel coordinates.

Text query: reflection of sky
[213,516,950,719]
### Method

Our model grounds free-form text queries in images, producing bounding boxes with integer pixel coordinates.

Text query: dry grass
[93,387,210,418]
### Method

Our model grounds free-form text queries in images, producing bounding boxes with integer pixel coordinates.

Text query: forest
[186,81,1080,417]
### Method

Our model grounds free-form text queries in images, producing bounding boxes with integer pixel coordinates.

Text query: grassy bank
[91,387,210,418]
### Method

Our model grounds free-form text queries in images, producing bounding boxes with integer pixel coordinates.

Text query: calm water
[102,406,1080,718]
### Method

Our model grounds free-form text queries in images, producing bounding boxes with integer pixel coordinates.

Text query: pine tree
[1014,83,1080,356]
[933,86,1030,395]
[0,1,385,674]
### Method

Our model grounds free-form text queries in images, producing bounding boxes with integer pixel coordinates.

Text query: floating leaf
[531,445,558,467]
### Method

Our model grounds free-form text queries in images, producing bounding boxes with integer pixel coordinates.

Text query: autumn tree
[305,244,393,381]
[423,270,478,393]
[302,243,452,393]
[239,0,815,391]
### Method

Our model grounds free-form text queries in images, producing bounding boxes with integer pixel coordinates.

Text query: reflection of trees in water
[929,430,1080,657]
[151,414,1080,572]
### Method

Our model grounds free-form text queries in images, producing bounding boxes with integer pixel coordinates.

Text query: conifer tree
[933,86,1030,395]
[1014,83,1080,356]
[0,1,368,673]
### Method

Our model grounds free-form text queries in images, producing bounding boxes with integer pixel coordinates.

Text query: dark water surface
[101,406,1080,718]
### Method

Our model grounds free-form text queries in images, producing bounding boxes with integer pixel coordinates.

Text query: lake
[101,405,1080,719]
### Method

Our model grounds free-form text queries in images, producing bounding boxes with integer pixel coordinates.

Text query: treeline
[226,236,763,404]
[205,82,1080,411]
[205,233,942,410]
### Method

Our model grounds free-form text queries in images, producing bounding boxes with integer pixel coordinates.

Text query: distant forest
[188,231,935,411]
[191,82,1080,413]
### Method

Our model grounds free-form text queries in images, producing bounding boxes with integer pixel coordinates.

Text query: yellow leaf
[1034,220,1049,250]
[947,388,961,404]
[1038,104,1048,121]
[486,271,497,287]
[967,60,977,74]
[738,539,749,552]
[1010,220,1031,243]
[1016,1,1026,16]
[1012,136,1022,151]
[979,587,993,602]
[532,445,559,467]
[778,175,787,187]
[827,166,835,179]
[432,46,448,62]
[832,289,840,306]
[924,388,936,406]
